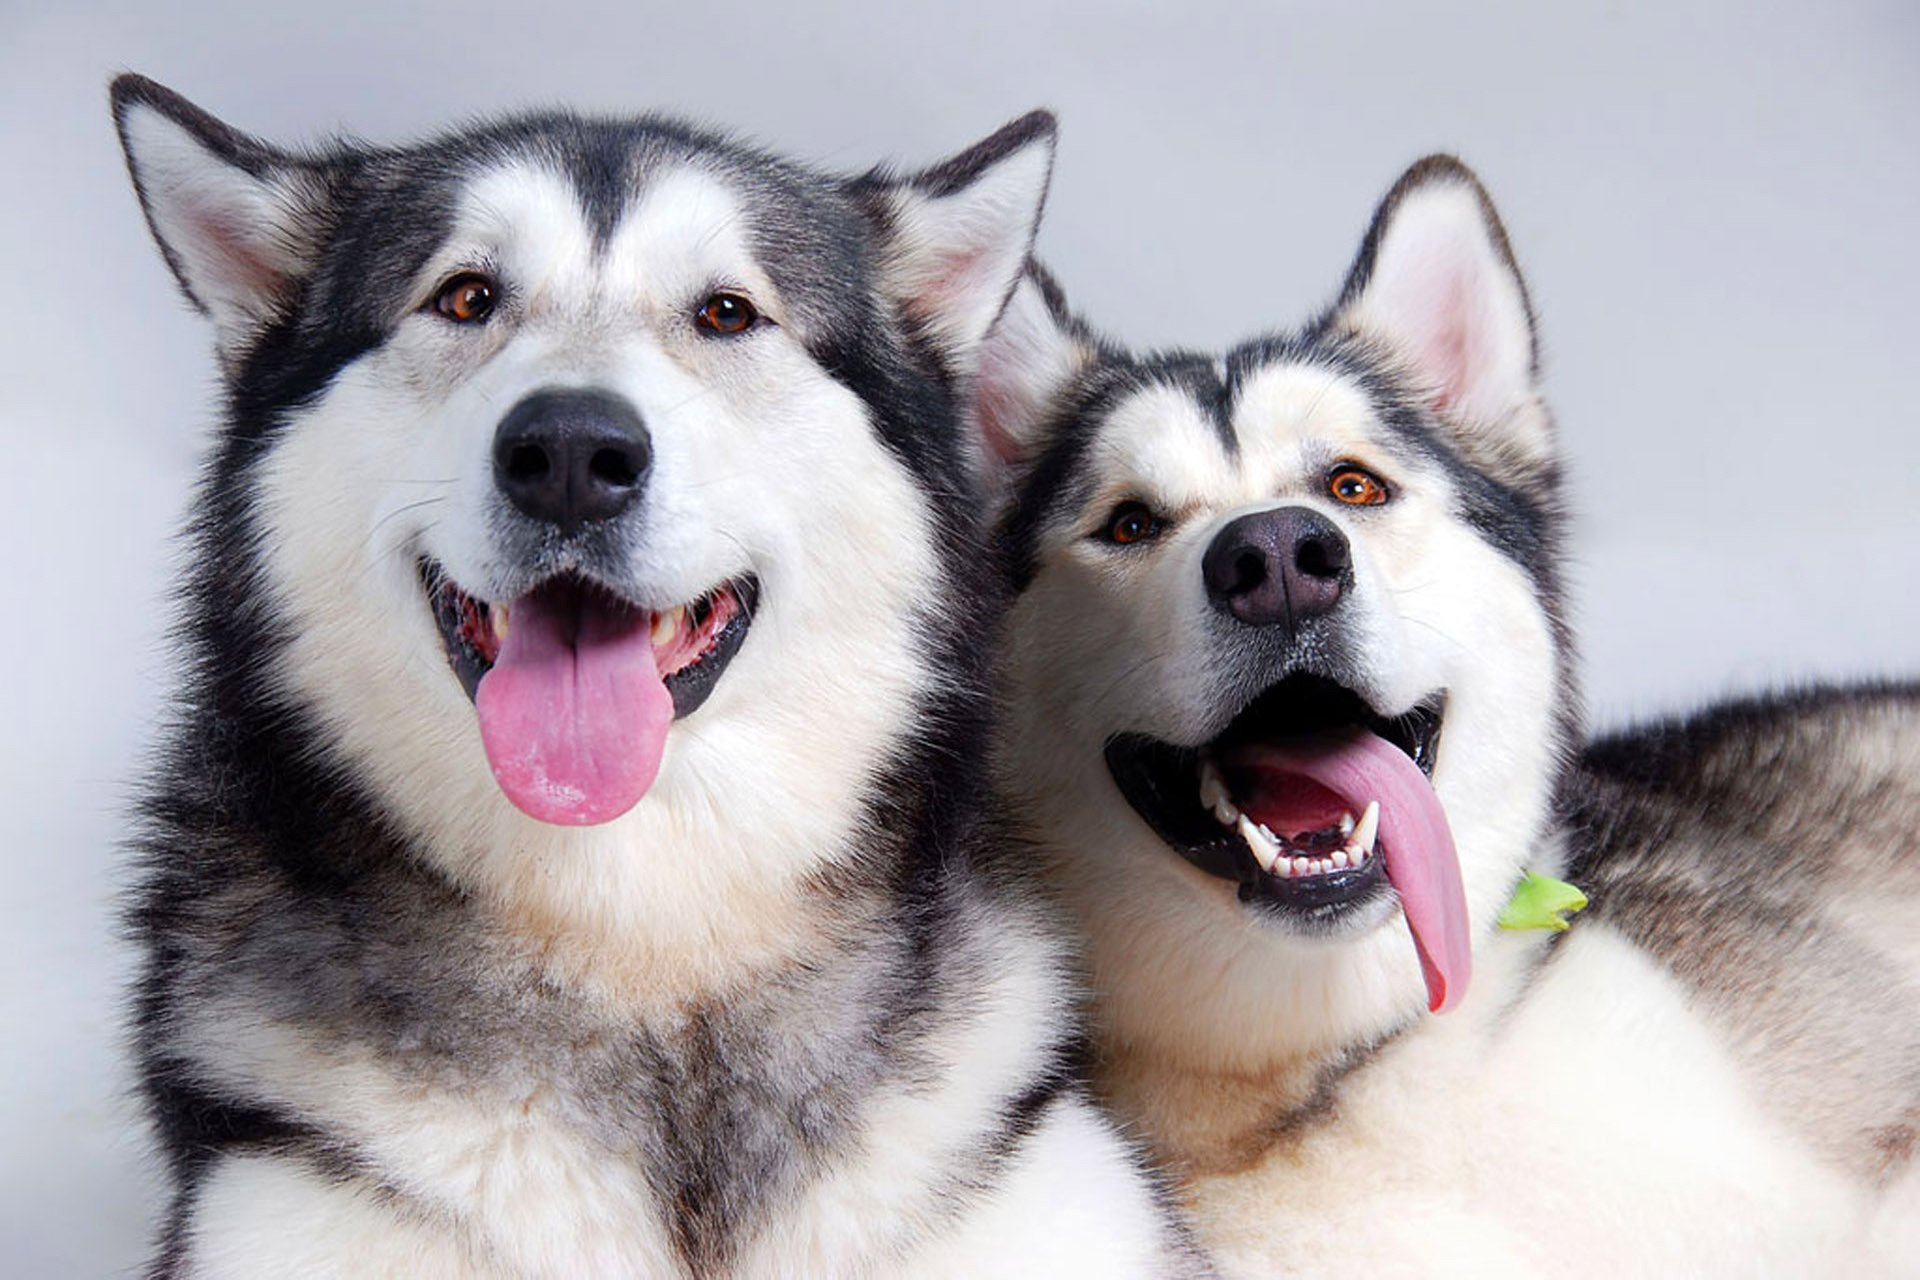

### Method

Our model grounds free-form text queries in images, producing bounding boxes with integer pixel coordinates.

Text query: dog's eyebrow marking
[1131,355,1235,459]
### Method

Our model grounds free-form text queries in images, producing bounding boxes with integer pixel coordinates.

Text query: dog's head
[115,75,1053,965]
[985,158,1578,1059]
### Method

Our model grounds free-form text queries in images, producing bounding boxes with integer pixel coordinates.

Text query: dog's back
[1568,683,1920,1189]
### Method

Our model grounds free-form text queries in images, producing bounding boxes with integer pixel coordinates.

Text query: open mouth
[1105,673,1471,1012]
[422,563,758,826]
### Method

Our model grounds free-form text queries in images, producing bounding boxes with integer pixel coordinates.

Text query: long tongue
[475,580,672,826]
[1234,729,1472,1013]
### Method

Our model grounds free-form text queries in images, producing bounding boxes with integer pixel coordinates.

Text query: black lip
[1105,672,1444,921]
[663,579,757,720]
[420,562,759,719]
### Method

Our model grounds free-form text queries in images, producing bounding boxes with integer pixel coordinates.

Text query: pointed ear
[111,74,330,350]
[867,110,1057,376]
[1333,156,1549,461]
[973,263,1094,473]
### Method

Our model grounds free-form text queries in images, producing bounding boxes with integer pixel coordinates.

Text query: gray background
[2,0,1914,1270]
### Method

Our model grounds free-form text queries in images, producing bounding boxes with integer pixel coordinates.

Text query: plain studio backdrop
[2,0,1914,1270]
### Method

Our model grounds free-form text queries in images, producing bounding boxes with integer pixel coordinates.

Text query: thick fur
[114,75,1201,1277]
[983,156,1919,1275]
[1569,683,1920,1190]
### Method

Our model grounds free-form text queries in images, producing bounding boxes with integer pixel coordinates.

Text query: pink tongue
[474,581,672,826]
[1233,729,1472,1013]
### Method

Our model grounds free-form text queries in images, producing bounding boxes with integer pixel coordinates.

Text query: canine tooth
[1237,815,1280,873]
[1211,799,1239,826]
[651,605,684,646]
[1353,801,1380,857]
[1199,761,1229,812]
[1332,849,1349,870]
[492,604,510,643]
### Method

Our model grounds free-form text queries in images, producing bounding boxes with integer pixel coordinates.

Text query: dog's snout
[1202,506,1352,632]
[492,388,651,534]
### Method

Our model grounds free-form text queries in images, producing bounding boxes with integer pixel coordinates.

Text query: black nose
[492,388,651,534]
[1202,506,1352,632]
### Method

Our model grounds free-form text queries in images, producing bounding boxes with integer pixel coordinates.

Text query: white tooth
[492,604,510,643]
[651,606,684,646]
[1353,801,1380,857]
[1339,812,1356,837]
[1237,815,1280,873]
[1259,823,1280,845]
[1332,849,1349,869]
[1199,761,1228,812]
[1211,798,1239,826]
[1274,857,1293,878]
[1292,855,1312,875]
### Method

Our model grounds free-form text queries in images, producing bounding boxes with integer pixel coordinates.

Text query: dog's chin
[1105,671,1446,939]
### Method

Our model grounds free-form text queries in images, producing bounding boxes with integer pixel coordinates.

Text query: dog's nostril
[505,443,550,483]
[1232,549,1268,594]
[588,447,641,489]
[1296,537,1345,580]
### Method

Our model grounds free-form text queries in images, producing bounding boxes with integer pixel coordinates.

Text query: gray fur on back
[1566,683,1920,1184]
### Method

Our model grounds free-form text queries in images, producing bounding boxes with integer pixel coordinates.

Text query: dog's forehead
[440,160,764,299]
[1085,360,1397,509]
[1092,380,1239,507]
[1229,360,1387,466]
[441,161,598,282]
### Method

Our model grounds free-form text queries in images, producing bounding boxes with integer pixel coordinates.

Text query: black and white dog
[112,75,1201,1276]
[980,156,1920,1273]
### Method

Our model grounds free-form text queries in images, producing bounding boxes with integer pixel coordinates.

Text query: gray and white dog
[979,155,1920,1274]
[112,75,1202,1277]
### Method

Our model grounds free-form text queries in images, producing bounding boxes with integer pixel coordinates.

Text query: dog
[977,155,1920,1274]
[111,75,1205,1277]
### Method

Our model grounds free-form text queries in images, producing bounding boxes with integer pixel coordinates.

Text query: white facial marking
[999,348,1561,1069]
[252,158,944,1001]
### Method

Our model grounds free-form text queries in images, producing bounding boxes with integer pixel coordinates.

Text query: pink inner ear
[972,338,1028,464]
[1402,255,1483,414]
[909,243,991,338]
[188,204,285,302]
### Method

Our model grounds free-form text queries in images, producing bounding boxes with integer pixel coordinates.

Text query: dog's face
[116,77,1053,966]
[986,161,1576,1058]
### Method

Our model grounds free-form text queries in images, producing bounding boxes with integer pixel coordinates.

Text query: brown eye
[696,291,760,335]
[433,273,496,324]
[1104,501,1163,546]
[1328,465,1389,507]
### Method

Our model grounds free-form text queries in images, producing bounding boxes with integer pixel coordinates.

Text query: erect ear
[1332,156,1550,462]
[866,110,1058,377]
[111,74,331,353]
[973,262,1095,474]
